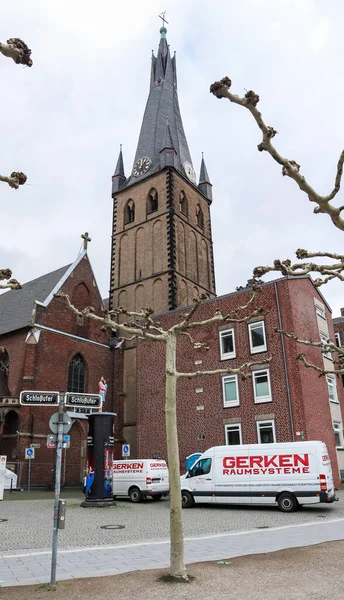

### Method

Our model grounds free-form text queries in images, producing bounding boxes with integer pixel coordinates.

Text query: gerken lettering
[222,454,310,475]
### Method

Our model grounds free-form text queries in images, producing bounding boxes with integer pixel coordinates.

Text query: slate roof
[0,264,71,336]
[124,27,194,189]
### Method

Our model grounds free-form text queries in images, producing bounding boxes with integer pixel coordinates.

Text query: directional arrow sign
[20,391,60,406]
[65,393,101,408]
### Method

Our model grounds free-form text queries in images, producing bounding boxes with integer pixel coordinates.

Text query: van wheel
[277,493,298,512]
[182,490,194,508]
[129,487,142,503]
[152,494,163,501]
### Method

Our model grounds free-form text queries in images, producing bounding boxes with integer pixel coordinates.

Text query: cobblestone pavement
[1,518,344,587]
[0,489,343,552]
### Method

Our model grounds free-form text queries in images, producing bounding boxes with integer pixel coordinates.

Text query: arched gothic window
[179,191,188,216]
[68,354,86,393]
[196,204,204,229]
[124,199,135,225]
[147,188,158,213]
[0,347,10,396]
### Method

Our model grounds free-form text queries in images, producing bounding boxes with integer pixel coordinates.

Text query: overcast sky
[2,0,344,316]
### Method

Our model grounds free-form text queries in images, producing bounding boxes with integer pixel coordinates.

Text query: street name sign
[20,391,60,406]
[65,393,101,408]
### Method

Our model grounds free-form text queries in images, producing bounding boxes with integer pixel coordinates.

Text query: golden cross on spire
[159,11,169,27]
[81,231,91,250]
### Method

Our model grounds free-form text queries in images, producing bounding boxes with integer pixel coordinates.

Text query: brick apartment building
[0,249,116,487]
[134,277,344,487]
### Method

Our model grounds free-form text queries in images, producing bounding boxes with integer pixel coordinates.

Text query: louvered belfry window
[68,354,86,393]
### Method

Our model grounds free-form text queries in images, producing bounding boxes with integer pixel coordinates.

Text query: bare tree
[0,37,32,290]
[210,76,344,375]
[57,288,269,580]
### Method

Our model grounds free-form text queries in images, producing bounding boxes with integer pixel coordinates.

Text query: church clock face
[183,161,196,184]
[133,157,151,177]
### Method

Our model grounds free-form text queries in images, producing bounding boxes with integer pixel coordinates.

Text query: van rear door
[319,446,335,498]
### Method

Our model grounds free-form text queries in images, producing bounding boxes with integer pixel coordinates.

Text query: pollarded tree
[57,288,269,580]
[0,37,32,290]
[210,76,344,374]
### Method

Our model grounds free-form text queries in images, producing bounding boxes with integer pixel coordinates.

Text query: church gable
[36,252,107,344]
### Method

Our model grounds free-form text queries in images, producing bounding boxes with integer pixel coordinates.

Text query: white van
[180,441,337,512]
[113,459,169,502]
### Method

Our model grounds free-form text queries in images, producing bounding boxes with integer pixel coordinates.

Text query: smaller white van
[113,459,169,502]
[180,442,337,512]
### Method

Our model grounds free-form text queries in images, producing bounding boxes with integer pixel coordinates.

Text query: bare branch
[254,249,344,287]
[55,293,166,342]
[297,353,343,377]
[179,331,209,351]
[176,358,271,380]
[276,328,339,356]
[172,293,209,332]
[0,172,27,189]
[0,268,21,290]
[210,77,344,230]
[0,38,33,66]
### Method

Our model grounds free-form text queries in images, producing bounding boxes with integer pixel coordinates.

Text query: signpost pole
[28,458,31,492]
[50,391,65,586]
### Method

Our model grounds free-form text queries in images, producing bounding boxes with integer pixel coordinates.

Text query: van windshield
[188,458,212,478]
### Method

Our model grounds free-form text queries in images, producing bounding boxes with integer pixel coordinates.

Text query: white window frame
[248,321,267,354]
[222,374,239,408]
[335,332,341,347]
[315,304,326,319]
[326,374,339,403]
[320,332,332,360]
[253,369,272,404]
[256,419,276,444]
[224,423,242,445]
[333,421,343,449]
[219,328,236,360]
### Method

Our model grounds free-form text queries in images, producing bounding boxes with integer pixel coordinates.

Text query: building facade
[135,277,344,487]
[0,250,117,487]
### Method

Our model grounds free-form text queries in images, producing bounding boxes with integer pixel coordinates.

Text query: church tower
[109,25,216,315]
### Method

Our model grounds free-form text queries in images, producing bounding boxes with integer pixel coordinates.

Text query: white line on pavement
[2,517,344,559]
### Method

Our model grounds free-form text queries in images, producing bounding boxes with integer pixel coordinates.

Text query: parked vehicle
[113,459,169,502]
[180,441,337,512]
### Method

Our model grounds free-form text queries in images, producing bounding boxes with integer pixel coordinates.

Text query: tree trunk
[165,332,187,580]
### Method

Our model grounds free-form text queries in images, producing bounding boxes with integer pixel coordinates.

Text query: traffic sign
[49,412,72,435]
[30,443,41,449]
[122,444,130,457]
[47,434,56,449]
[25,447,35,459]
[65,393,101,408]
[20,391,60,406]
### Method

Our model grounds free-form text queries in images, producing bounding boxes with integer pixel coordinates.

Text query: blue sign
[63,435,70,442]
[122,444,130,457]
[25,448,35,459]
